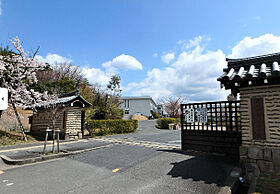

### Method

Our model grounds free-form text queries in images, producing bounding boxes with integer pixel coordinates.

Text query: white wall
[122,99,153,119]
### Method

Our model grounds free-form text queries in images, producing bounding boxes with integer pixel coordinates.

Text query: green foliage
[107,75,122,95]
[87,119,138,136]
[31,76,76,95]
[107,106,124,119]
[156,118,179,129]
[0,46,14,56]
[151,110,160,119]
[89,90,123,120]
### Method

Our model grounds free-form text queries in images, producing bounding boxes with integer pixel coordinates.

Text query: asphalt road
[0,120,235,194]
[106,119,181,145]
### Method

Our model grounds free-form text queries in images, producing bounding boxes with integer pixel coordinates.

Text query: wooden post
[43,127,49,155]
[56,129,60,153]
[52,129,55,153]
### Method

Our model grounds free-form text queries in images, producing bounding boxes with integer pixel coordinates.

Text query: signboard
[195,108,208,123]
[185,108,195,123]
[0,88,8,110]
[185,107,207,123]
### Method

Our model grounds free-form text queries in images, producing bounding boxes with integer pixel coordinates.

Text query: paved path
[0,120,237,194]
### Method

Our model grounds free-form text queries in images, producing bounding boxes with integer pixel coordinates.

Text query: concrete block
[257,160,274,173]
[272,148,280,166]
[239,146,248,156]
[264,147,272,161]
[248,147,263,160]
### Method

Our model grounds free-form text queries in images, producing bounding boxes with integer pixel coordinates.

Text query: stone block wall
[239,84,280,176]
[240,146,280,177]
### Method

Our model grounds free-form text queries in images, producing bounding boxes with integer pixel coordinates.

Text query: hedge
[156,118,179,129]
[86,119,138,136]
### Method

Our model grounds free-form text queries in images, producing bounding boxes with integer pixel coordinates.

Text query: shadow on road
[160,150,238,187]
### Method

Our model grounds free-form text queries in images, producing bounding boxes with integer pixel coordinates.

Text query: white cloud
[36,53,72,65]
[228,34,280,58]
[161,52,175,64]
[178,35,211,51]
[81,67,111,87]
[152,53,158,57]
[126,34,280,102]
[102,54,143,74]
[126,37,228,101]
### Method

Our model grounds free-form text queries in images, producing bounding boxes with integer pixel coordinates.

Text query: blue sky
[1,0,280,102]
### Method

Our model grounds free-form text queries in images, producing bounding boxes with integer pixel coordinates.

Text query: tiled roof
[35,90,92,108]
[218,52,280,90]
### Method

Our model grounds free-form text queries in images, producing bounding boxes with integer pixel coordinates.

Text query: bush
[156,118,179,129]
[151,111,160,119]
[87,119,138,136]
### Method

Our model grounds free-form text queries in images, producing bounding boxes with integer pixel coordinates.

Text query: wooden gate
[181,101,242,158]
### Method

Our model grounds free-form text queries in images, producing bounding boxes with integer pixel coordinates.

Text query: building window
[124,100,130,108]
[125,110,129,114]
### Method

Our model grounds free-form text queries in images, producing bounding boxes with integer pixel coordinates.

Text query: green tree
[107,75,122,96]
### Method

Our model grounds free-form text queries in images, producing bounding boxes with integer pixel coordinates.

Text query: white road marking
[6,183,14,186]
[3,180,8,182]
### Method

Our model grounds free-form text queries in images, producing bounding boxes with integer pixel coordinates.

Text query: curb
[218,167,241,194]
[0,143,114,165]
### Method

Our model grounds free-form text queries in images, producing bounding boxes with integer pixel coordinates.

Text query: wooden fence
[181,101,242,158]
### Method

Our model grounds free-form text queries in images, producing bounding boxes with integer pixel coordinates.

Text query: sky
[1,0,280,102]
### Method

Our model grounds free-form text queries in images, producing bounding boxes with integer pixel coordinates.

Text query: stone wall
[239,84,280,176]
[240,146,280,177]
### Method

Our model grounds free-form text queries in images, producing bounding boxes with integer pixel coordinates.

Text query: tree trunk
[11,102,27,141]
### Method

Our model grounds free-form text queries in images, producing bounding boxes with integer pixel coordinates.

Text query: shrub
[156,118,179,129]
[151,111,160,119]
[87,119,138,136]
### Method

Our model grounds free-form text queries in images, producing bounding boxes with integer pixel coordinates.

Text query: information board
[195,108,208,123]
[0,88,8,110]
[185,107,207,123]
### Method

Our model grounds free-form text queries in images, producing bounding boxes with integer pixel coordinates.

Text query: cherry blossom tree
[160,96,185,118]
[0,37,50,141]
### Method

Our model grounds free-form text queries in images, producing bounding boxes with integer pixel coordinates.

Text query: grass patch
[255,173,280,194]
[0,130,38,146]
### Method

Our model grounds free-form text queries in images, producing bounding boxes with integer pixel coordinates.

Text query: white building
[121,96,157,119]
